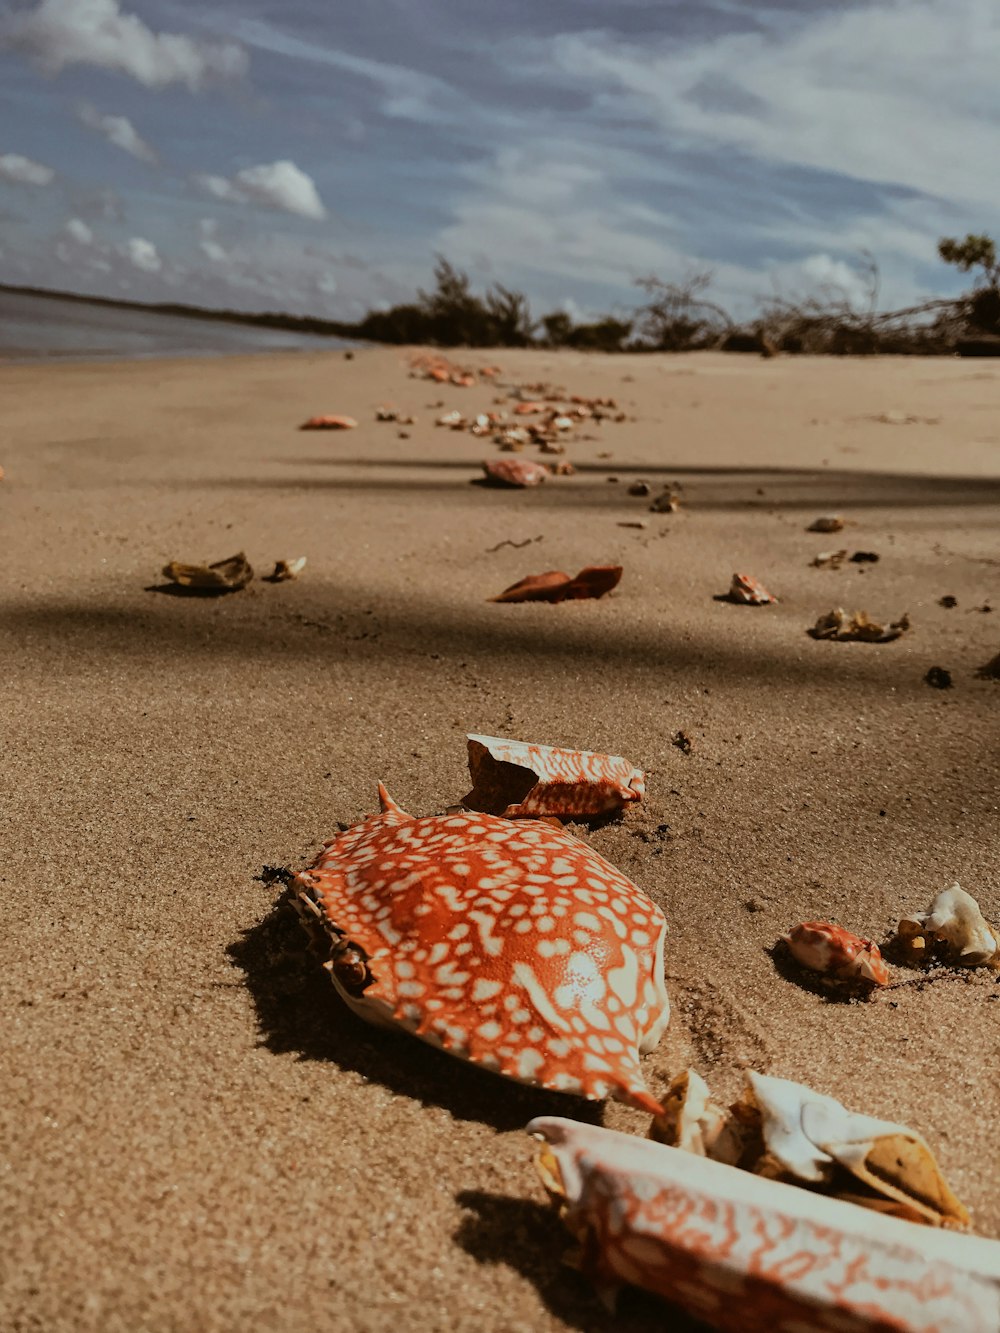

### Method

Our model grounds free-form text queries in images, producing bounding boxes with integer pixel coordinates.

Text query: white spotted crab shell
[529,1116,1000,1332]
[291,786,669,1112]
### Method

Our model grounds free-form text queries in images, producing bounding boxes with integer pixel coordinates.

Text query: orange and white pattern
[463,734,643,818]
[784,920,890,985]
[530,1117,1000,1332]
[291,786,668,1112]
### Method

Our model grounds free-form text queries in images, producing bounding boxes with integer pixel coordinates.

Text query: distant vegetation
[8,232,1000,355]
[343,236,1000,355]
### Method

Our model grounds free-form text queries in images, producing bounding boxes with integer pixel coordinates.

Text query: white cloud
[547,2,1000,213]
[64,217,94,245]
[0,152,55,185]
[193,160,326,220]
[76,102,157,163]
[0,0,248,91]
[436,142,684,294]
[122,236,161,272]
[198,218,229,263]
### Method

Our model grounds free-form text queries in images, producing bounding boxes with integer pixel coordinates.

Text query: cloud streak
[77,102,157,163]
[0,152,55,185]
[0,0,248,91]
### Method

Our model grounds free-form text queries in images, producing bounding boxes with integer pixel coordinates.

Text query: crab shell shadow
[227,893,607,1133]
[453,1191,704,1333]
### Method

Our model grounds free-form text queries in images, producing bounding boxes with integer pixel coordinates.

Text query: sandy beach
[2,344,999,1333]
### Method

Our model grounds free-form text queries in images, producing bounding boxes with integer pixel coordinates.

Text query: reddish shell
[300,414,358,430]
[482,458,548,488]
[729,573,777,605]
[784,921,890,985]
[292,787,669,1112]
[491,566,622,604]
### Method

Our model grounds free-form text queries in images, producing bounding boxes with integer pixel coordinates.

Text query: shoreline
[2,345,998,1333]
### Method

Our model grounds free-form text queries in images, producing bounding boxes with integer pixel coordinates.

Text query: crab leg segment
[529,1117,1000,1333]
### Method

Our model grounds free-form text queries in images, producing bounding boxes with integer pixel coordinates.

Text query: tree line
[338,235,1000,355]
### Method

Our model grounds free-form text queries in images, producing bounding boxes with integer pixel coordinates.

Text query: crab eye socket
[331,942,372,995]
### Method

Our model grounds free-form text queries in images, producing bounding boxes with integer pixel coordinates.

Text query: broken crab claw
[783,920,890,986]
[740,1071,970,1229]
[528,1116,999,1332]
[896,883,998,967]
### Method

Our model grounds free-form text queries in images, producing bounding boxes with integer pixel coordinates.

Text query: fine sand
[2,346,999,1333]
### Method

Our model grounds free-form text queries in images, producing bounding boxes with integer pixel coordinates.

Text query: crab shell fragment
[783,920,890,985]
[482,457,549,487]
[528,1117,1000,1332]
[897,883,998,967]
[290,786,669,1112]
[739,1072,970,1229]
[728,573,777,604]
[462,734,644,820]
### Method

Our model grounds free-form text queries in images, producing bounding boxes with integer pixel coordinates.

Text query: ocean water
[0,288,352,361]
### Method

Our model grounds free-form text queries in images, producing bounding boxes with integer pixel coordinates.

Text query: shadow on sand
[226,893,605,1134]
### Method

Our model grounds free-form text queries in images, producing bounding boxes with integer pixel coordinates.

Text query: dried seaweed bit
[254,864,294,887]
[811,550,848,569]
[808,608,909,642]
[490,565,623,604]
[925,666,952,689]
[808,515,845,533]
[162,551,253,593]
[300,415,357,430]
[672,730,693,755]
[850,551,880,563]
[975,651,1000,680]
[939,595,958,609]
[628,481,651,497]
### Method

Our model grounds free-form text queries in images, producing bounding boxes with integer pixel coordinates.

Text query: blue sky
[0,0,995,320]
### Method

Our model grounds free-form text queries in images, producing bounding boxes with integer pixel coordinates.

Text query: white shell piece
[900,883,998,966]
[745,1072,841,1183]
[529,1115,1000,1331]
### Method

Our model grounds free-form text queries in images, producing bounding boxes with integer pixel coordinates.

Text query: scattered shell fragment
[649,1069,741,1162]
[727,573,777,605]
[783,920,889,985]
[462,734,644,819]
[528,1117,995,1332]
[490,566,622,604]
[482,458,548,488]
[161,551,253,593]
[290,786,669,1111]
[808,607,909,642]
[649,490,681,514]
[808,515,845,533]
[300,414,357,430]
[811,549,848,569]
[268,556,307,582]
[739,1071,970,1228]
[628,481,651,497]
[896,884,998,967]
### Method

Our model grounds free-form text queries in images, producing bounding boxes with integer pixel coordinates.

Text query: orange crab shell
[729,573,777,605]
[291,786,670,1113]
[783,921,890,986]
